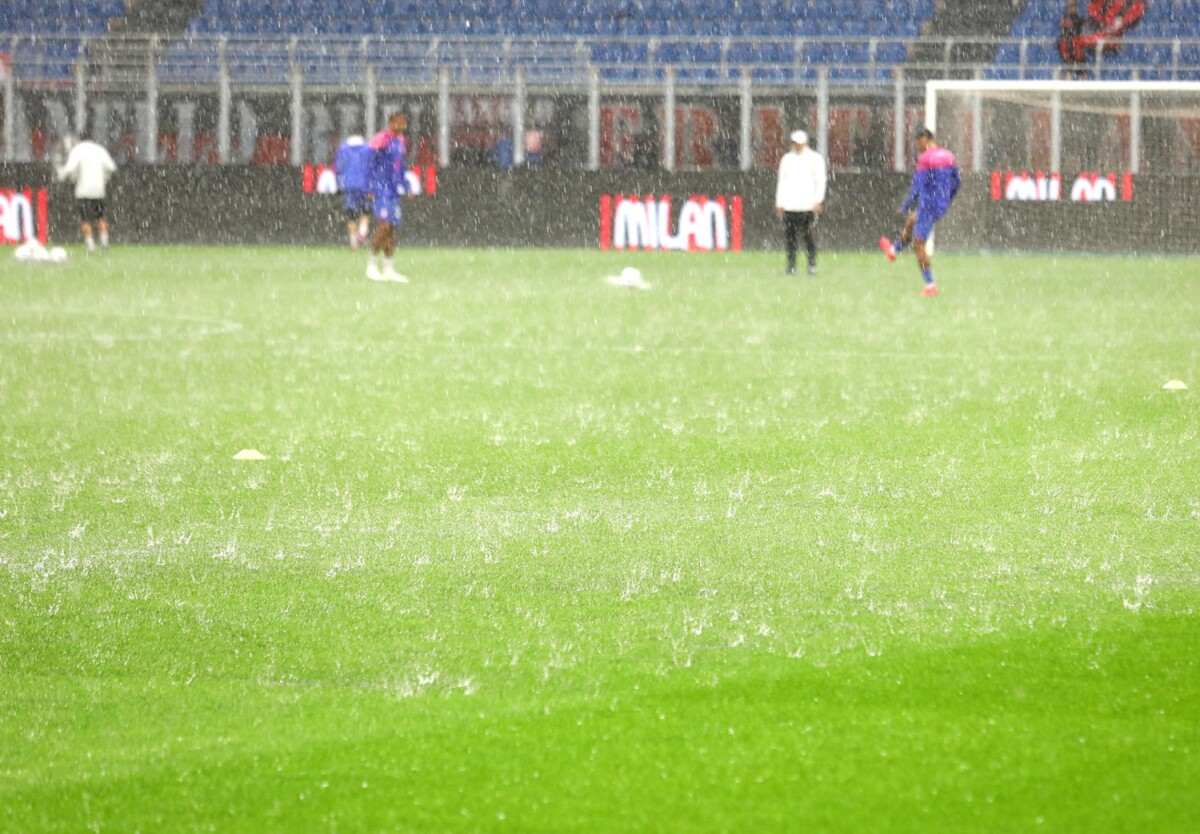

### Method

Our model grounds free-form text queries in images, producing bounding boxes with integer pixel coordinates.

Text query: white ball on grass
[49,247,68,264]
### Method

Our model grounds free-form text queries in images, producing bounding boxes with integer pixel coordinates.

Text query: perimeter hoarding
[1,165,1196,254]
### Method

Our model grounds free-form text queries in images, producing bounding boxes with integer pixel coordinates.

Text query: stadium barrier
[2,164,1196,254]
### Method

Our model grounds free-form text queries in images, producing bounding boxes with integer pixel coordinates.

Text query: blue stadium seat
[653,41,687,65]
[866,19,890,38]
[831,42,869,65]
[163,0,944,59]
[6,0,125,39]
[677,41,723,80]
[983,66,1021,81]
[1110,42,1150,65]
[842,19,868,37]
[562,17,594,34]
[1024,43,1056,65]
[993,42,1021,65]
[875,42,907,64]
[830,67,867,82]
[804,42,831,64]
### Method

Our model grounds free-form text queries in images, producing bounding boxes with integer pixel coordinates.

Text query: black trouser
[783,210,816,271]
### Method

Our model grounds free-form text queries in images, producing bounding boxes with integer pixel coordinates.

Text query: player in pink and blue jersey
[365,112,412,283]
[879,128,960,297]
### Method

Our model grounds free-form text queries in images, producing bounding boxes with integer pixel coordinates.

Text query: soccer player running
[56,134,117,253]
[1058,0,1089,79]
[879,127,960,297]
[334,133,372,249]
[366,112,412,283]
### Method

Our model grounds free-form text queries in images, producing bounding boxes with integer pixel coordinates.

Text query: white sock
[100,230,109,247]
[358,220,368,237]
[85,235,95,251]
[384,256,394,272]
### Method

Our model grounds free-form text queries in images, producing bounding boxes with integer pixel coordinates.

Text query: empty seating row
[182,0,935,37]
[191,0,934,20]
[183,13,925,38]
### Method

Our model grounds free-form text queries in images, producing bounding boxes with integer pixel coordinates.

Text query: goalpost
[923,80,1200,254]
[927,79,1200,175]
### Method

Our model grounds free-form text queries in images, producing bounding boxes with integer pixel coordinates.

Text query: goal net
[925,80,1200,254]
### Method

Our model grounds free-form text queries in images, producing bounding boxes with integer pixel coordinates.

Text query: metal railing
[3,32,1197,168]
[4,33,1197,86]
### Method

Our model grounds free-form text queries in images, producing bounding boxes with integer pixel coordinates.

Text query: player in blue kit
[334,133,371,249]
[879,127,960,297]
[366,112,411,283]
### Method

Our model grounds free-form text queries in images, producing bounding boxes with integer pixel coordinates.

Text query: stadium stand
[176,0,939,39]
[156,0,939,85]
[3,0,1199,85]
[0,0,127,80]
[0,0,126,34]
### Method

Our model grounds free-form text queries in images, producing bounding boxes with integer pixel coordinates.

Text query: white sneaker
[366,264,385,282]
[383,269,409,283]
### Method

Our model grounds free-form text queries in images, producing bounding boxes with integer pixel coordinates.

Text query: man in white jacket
[774,130,827,275]
[56,136,117,253]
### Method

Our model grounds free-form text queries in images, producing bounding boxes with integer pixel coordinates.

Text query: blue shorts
[913,209,943,242]
[373,195,402,225]
[343,189,370,217]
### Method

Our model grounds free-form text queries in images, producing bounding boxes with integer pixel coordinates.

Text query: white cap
[790,130,808,145]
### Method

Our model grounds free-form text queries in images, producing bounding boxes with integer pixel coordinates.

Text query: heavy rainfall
[2,1,1198,832]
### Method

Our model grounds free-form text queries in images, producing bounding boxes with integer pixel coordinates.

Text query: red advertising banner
[989,171,1133,203]
[0,188,50,245]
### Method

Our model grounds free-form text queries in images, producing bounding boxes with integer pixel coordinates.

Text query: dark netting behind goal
[927,82,1200,254]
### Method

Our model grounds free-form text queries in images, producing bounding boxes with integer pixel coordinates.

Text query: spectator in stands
[774,130,827,277]
[1058,1,1089,79]
[334,133,371,249]
[713,127,738,170]
[1077,0,1145,57]
[492,134,514,168]
[632,130,658,170]
[56,134,117,254]
[524,127,544,167]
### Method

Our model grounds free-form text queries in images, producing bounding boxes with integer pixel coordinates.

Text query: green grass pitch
[2,245,1198,832]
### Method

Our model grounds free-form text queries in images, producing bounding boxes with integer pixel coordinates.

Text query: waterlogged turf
[2,246,1198,832]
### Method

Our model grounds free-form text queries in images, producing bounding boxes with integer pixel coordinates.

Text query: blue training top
[901,145,961,218]
[368,130,408,198]
[334,136,371,192]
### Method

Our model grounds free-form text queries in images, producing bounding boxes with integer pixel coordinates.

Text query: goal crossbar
[926,79,1200,175]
